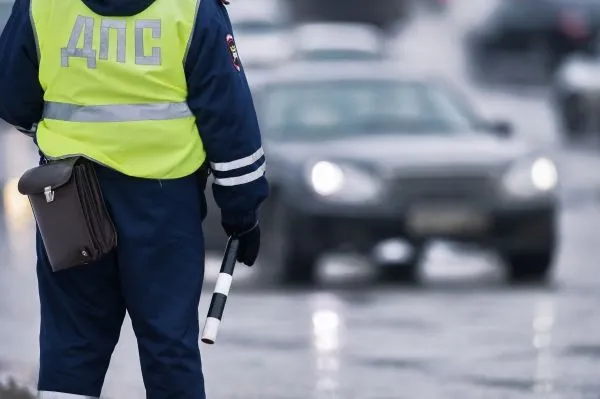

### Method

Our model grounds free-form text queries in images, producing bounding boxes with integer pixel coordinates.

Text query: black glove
[222,222,260,267]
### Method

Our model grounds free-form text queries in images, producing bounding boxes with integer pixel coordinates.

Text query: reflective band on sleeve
[43,101,193,122]
[210,147,264,172]
[213,162,266,186]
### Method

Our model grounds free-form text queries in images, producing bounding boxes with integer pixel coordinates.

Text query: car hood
[266,133,535,173]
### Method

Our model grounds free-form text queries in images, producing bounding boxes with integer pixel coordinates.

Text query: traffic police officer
[0,0,268,396]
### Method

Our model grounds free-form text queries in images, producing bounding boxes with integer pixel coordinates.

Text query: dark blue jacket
[0,0,268,229]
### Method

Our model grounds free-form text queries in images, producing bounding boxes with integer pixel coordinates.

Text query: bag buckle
[44,186,54,203]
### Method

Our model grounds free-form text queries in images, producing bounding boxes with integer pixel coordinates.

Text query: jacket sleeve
[184,0,268,229]
[0,0,43,133]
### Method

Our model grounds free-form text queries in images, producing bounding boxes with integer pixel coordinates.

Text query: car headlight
[502,157,558,198]
[307,161,383,203]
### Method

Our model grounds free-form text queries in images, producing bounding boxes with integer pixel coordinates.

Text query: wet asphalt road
[2,1,600,398]
[1,191,600,399]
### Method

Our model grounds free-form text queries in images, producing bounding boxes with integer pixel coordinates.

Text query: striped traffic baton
[201,236,240,344]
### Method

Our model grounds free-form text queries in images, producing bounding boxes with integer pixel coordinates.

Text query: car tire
[376,246,423,284]
[503,249,554,283]
[259,198,319,286]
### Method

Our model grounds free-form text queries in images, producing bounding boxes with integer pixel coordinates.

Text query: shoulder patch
[226,34,241,72]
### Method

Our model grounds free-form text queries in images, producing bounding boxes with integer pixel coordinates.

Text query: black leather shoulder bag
[17,157,117,272]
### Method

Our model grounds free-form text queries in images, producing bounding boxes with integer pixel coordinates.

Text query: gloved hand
[222,221,260,267]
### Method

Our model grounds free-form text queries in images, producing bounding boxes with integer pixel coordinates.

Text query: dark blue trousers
[36,165,207,398]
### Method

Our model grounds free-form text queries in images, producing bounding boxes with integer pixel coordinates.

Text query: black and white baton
[201,236,239,344]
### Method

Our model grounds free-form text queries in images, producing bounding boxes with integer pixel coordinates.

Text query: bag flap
[18,157,79,195]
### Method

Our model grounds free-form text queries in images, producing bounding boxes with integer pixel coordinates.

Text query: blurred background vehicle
[228,0,293,71]
[286,0,413,32]
[245,61,558,286]
[0,0,12,30]
[291,22,387,61]
[465,0,600,85]
[552,35,600,142]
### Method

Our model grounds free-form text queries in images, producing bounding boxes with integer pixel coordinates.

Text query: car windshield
[258,80,479,141]
[0,1,13,32]
[298,50,382,61]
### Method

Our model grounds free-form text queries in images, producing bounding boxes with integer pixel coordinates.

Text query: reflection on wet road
[203,205,600,399]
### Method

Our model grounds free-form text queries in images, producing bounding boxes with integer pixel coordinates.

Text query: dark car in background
[230,61,559,286]
[465,0,600,85]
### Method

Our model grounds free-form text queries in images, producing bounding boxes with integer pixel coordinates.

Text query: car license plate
[407,206,489,235]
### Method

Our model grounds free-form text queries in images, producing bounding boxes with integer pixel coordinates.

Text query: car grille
[389,174,494,204]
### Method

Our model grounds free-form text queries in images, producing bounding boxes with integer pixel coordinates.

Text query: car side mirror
[486,120,513,137]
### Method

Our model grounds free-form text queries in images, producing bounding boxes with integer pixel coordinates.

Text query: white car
[227,0,292,69]
[292,22,386,61]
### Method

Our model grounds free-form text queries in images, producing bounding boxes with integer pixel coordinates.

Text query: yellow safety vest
[30,0,206,179]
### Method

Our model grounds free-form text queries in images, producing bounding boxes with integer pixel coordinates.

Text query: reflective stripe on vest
[210,147,265,171]
[43,101,193,122]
